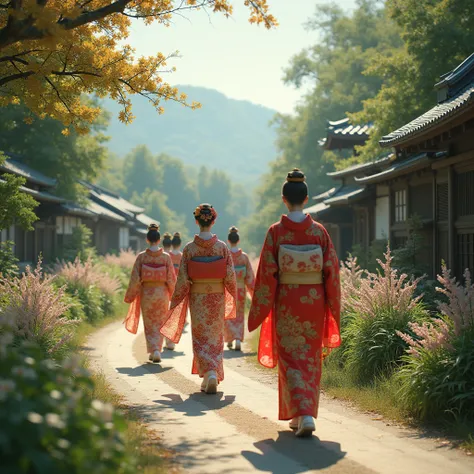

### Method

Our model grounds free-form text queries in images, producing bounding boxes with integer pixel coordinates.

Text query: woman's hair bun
[286,168,306,183]
[193,203,217,223]
[163,232,172,238]
[229,226,239,233]
[173,232,181,238]
[228,225,240,243]
[147,223,159,231]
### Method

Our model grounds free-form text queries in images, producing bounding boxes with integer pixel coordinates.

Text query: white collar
[230,247,240,253]
[199,231,213,241]
[171,249,181,255]
[287,211,306,223]
[149,244,160,252]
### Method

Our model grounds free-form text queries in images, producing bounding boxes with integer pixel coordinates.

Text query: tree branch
[0,71,34,86]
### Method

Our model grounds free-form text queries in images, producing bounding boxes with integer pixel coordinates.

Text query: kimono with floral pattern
[225,250,255,343]
[170,251,182,276]
[161,235,237,382]
[124,249,176,353]
[248,215,341,420]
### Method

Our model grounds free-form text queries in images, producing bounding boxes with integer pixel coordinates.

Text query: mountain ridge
[102,85,279,185]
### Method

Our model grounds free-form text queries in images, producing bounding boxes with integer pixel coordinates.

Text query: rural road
[87,321,474,474]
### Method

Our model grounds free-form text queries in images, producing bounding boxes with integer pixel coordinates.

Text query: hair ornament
[173,232,181,238]
[286,168,306,183]
[229,226,239,234]
[147,223,159,231]
[193,203,217,222]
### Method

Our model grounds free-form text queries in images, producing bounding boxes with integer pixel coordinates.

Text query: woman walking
[124,224,177,363]
[225,226,255,351]
[161,204,237,394]
[170,232,183,275]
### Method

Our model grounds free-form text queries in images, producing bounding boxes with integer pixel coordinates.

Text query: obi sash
[278,244,323,285]
[188,257,226,294]
[234,265,247,288]
[141,263,166,283]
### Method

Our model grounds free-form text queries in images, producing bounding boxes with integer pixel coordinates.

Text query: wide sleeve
[321,226,341,350]
[223,246,237,320]
[165,255,177,299]
[124,255,142,304]
[244,253,255,298]
[247,227,278,332]
[160,248,191,343]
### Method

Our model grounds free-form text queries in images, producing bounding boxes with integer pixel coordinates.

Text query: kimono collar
[231,248,242,258]
[280,214,313,231]
[194,234,218,248]
[146,248,163,256]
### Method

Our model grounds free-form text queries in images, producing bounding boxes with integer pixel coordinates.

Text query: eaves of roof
[327,155,392,179]
[324,186,368,205]
[0,155,57,188]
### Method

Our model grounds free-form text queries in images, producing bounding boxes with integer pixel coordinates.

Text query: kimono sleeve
[165,254,177,299]
[244,253,255,298]
[124,255,142,304]
[248,227,278,332]
[169,247,191,309]
[321,225,341,348]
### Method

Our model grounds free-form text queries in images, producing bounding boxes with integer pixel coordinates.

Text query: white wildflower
[91,399,104,412]
[50,390,62,400]
[57,439,71,450]
[45,413,66,430]
[27,412,43,424]
[24,357,35,366]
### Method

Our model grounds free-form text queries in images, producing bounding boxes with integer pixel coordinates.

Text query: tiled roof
[87,200,126,222]
[327,117,373,137]
[312,187,339,203]
[354,153,438,184]
[13,183,65,203]
[305,202,330,215]
[0,155,57,187]
[61,203,96,218]
[327,155,392,178]
[380,84,474,147]
[135,213,157,228]
[324,185,368,205]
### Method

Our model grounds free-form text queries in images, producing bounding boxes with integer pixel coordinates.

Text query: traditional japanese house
[0,155,94,265]
[356,52,474,278]
[306,117,391,260]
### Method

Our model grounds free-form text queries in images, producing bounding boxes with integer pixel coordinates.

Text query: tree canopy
[0,0,276,132]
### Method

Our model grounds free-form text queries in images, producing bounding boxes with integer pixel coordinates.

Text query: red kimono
[248,215,341,420]
[161,235,237,382]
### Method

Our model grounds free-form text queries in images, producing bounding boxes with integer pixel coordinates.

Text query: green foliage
[103,86,277,187]
[354,0,474,160]
[0,156,39,231]
[0,340,133,474]
[62,225,96,262]
[344,304,428,383]
[392,215,429,277]
[350,239,388,273]
[0,241,19,277]
[243,1,403,250]
[398,328,474,421]
[0,102,109,201]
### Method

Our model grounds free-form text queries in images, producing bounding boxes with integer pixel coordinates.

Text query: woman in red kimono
[124,224,177,363]
[248,169,341,437]
[170,232,183,275]
[225,226,255,351]
[161,204,237,394]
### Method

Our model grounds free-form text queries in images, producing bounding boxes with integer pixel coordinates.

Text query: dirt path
[86,321,474,474]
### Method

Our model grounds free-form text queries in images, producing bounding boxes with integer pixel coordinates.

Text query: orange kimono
[161,235,237,382]
[124,249,176,353]
[170,251,182,276]
[225,250,255,343]
[248,215,341,420]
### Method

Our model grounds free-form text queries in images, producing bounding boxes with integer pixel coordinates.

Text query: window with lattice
[436,183,449,221]
[456,170,474,217]
[394,189,407,223]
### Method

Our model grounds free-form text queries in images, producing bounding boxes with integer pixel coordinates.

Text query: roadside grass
[73,305,179,473]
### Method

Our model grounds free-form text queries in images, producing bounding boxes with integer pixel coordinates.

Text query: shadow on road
[153,392,236,417]
[116,363,172,376]
[242,431,346,473]
[224,349,257,360]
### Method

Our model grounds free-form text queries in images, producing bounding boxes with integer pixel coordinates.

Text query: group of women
[124,168,341,438]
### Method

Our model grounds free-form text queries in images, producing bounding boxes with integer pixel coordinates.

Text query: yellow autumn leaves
[0,1,277,133]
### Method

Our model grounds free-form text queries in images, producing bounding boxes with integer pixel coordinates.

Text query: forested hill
[102,86,278,185]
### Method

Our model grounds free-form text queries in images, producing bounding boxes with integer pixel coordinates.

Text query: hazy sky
[128,0,357,114]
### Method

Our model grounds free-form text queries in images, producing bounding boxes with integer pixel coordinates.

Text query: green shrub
[0,338,133,474]
[0,240,19,278]
[62,224,97,262]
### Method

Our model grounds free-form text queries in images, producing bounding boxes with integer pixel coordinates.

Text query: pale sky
[127,0,357,114]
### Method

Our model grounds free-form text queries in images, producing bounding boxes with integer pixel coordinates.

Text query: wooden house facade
[0,157,158,266]
[357,52,474,279]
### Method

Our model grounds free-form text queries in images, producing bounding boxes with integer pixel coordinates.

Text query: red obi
[188,258,227,280]
[141,263,166,282]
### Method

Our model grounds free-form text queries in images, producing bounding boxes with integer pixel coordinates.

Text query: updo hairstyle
[162,232,172,248]
[193,203,217,228]
[282,168,308,205]
[228,226,240,244]
[171,232,182,248]
[146,223,160,244]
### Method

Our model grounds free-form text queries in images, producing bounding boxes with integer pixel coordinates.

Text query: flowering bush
[0,327,133,474]
[341,247,428,383]
[397,266,474,421]
[53,258,122,322]
[0,262,77,358]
